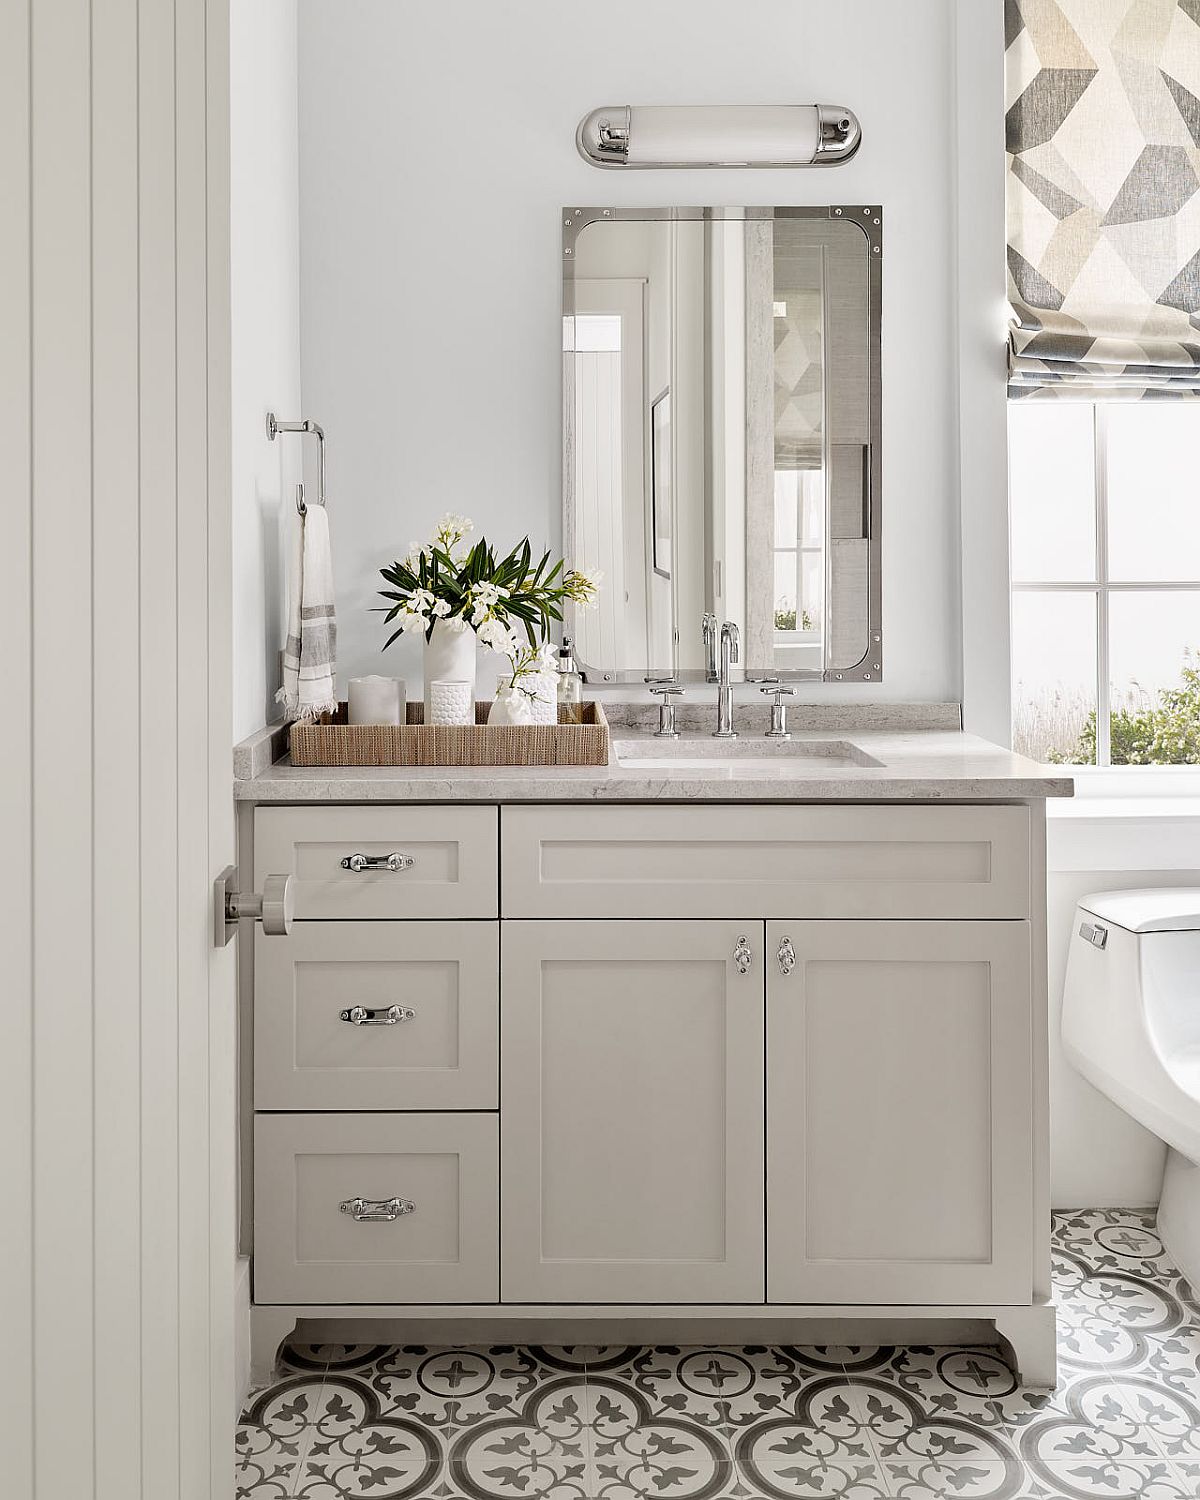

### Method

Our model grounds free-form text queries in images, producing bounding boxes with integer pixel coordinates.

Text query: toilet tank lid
[1079,889,1200,933]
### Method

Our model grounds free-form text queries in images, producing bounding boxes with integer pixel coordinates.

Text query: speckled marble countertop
[233,702,1073,803]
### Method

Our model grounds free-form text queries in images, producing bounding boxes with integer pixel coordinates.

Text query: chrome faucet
[713,621,739,738]
[701,612,719,682]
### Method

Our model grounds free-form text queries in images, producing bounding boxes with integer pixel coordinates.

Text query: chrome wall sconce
[576,104,861,169]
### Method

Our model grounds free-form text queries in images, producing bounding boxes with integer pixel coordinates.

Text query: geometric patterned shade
[774,288,824,469]
[1006,0,1200,397]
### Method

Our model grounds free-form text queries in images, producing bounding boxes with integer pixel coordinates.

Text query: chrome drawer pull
[339,1196,415,1223]
[777,936,796,975]
[733,934,753,975]
[340,852,415,873]
[339,1004,416,1027]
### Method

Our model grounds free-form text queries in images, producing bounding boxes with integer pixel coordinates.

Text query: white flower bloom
[409,588,436,616]
[430,597,452,618]
[433,513,474,557]
[477,615,519,654]
[468,581,510,626]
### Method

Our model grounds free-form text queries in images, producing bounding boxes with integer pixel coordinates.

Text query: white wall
[296,0,961,701]
[231,0,302,741]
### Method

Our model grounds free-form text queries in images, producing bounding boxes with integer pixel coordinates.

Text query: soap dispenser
[556,637,584,724]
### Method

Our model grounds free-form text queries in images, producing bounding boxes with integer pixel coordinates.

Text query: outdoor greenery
[774,607,815,632]
[1043,655,1200,766]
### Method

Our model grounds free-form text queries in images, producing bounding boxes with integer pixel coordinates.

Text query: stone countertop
[233,704,1073,803]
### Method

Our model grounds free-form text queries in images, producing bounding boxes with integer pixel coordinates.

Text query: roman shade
[1005,0,1200,398]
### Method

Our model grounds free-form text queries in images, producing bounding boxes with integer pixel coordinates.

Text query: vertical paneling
[10,0,234,1493]
[0,0,33,1491]
[206,0,238,1457]
[138,0,182,1488]
[30,3,96,1497]
[176,0,215,1491]
[92,0,144,1492]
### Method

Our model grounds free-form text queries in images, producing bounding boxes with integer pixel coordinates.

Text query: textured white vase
[527,672,558,725]
[423,621,475,720]
[428,678,474,726]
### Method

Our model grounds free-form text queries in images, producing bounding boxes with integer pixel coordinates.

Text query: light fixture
[576,105,861,169]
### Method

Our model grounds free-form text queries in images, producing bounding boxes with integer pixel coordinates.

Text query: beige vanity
[235,710,1070,1388]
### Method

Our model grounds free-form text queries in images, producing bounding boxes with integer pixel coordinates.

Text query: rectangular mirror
[562,206,881,683]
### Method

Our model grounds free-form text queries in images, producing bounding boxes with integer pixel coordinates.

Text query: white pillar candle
[429,679,474,726]
[347,675,405,725]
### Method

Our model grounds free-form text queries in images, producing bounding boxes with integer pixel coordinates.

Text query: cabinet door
[502,919,764,1303]
[767,920,1032,1305]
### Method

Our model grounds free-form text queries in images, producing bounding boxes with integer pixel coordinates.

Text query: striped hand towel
[276,501,337,722]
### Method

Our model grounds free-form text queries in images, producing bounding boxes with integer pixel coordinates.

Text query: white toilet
[1063,888,1200,1286]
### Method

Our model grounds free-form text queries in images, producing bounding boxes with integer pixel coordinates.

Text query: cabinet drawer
[254,806,497,919]
[501,804,1030,920]
[255,921,498,1111]
[254,1112,498,1304]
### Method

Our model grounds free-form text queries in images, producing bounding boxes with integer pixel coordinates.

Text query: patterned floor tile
[737,1454,891,1497]
[1102,1377,1200,1464]
[235,1211,1200,1500]
[876,1458,1031,1499]
[1021,1458,1196,1498]
[594,1347,814,1443]
[236,1377,328,1499]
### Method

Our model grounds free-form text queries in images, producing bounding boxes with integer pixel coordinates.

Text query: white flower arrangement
[378,513,600,651]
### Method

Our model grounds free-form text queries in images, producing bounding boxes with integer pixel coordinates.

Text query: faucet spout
[701,612,718,683]
[713,621,739,739]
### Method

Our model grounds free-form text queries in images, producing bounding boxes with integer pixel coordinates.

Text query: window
[772,470,823,635]
[1009,403,1200,767]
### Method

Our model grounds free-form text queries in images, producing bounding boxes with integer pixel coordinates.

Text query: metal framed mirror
[562,205,882,683]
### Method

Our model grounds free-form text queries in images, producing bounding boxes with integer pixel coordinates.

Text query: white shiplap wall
[0,2,237,1496]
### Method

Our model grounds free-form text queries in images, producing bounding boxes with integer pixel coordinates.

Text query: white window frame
[1011,403,1200,776]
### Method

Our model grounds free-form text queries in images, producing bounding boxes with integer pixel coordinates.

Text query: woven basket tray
[288,700,609,768]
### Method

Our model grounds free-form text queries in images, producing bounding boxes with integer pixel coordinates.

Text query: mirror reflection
[563,206,881,682]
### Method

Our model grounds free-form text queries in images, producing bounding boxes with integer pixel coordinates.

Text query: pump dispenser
[556,638,584,723]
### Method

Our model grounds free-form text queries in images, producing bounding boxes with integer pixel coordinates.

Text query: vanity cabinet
[244,798,1052,1386]
[766,920,1033,1305]
[500,919,764,1303]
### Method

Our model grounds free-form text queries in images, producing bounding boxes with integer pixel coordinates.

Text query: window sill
[1046,774,1200,872]
[1049,766,1200,811]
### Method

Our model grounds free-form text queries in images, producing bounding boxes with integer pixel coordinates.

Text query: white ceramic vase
[423,621,476,720]
[487,684,533,726]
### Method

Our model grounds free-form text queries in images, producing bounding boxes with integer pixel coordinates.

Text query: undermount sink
[613,737,884,772]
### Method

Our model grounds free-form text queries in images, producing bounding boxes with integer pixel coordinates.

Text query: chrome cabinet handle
[339,1196,415,1223]
[733,934,753,975]
[340,852,415,873]
[339,1004,416,1026]
[777,936,796,975]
